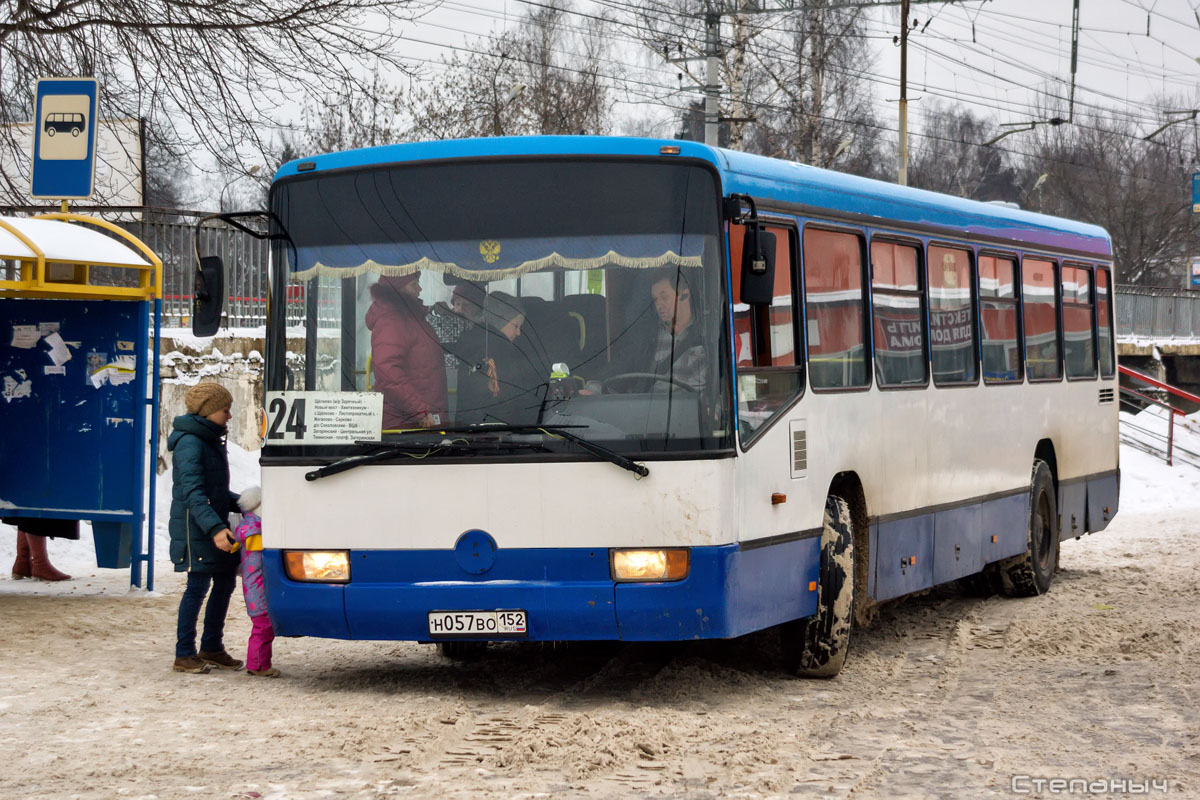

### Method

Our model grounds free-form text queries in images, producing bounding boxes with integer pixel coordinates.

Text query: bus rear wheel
[1001,459,1058,597]
[783,495,855,678]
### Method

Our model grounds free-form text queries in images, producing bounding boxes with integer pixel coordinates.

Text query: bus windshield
[268,158,732,455]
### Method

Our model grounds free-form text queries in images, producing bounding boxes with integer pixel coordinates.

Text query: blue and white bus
[198,136,1119,676]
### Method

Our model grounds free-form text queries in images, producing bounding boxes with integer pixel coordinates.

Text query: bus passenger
[649,270,707,390]
[456,292,549,424]
[450,281,486,325]
[366,273,448,430]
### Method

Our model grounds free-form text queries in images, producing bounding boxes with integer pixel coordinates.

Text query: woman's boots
[10,531,31,579]
[10,531,71,581]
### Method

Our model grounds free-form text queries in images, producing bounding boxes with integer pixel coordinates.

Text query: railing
[1118,365,1200,467]
[1115,284,1200,340]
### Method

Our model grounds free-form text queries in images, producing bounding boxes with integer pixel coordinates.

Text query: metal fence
[9,206,1200,340]
[1115,284,1200,340]
[115,216,273,327]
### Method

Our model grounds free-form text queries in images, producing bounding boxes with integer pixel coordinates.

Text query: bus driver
[649,270,707,391]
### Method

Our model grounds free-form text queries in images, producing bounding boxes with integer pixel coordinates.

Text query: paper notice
[10,325,39,349]
[108,355,136,386]
[116,340,134,351]
[38,322,60,336]
[44,365,66,376]
[89,354,136,387]
[44,332,72,366]
[2,375,32,402]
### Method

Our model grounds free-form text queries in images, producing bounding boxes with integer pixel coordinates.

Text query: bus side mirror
[740,225,777,305]
[193,256,225,337]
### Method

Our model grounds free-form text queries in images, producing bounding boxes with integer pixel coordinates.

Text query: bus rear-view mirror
[192,255,225,337]
[740,225,777,305]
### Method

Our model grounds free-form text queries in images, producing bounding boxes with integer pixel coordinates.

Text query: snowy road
[2,446,1198,799]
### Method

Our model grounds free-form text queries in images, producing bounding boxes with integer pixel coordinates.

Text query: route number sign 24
[263,392,383,445]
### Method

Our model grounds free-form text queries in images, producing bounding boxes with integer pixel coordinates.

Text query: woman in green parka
[168,382,245,674]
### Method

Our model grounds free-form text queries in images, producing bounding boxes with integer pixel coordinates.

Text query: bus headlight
[610,549,690,582]
[283,550,350,583]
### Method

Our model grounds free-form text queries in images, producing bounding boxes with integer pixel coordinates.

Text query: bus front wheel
[783,494,855,678]
[46,128,55,137]
[1000,459,1058,597]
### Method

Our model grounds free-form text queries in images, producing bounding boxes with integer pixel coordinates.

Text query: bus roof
[275,136,1113,261]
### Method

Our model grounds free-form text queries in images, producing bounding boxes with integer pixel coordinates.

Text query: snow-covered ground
[2,431,1198,798]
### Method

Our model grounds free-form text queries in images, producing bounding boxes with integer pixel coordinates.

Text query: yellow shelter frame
[0,212,162,301]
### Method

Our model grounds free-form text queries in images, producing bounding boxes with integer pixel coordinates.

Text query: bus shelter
[0,213,163,589]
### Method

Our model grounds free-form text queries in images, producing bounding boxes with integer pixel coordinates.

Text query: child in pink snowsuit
[232,487,279,677]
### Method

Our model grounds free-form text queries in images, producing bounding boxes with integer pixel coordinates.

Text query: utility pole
[705,11,721,146]
[898,0,910,185]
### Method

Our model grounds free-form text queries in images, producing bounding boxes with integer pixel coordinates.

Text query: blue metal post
[129,299,150,589]
[146,298,162,592]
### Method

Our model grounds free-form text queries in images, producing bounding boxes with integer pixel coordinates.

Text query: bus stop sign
[30,77,99,200]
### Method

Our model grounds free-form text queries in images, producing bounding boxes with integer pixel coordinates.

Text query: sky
[386,0,1200,146]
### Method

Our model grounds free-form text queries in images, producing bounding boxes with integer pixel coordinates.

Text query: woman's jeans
[176,572,236,658]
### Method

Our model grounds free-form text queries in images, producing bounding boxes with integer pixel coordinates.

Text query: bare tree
[636,1,886,176]
[0,0,424,204]
[907,101,1019,201]
[1021,106,1196,286]
[407,1,611,140]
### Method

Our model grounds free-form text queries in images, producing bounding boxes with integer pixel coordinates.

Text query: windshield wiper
[304,438,546,481]
[534,425,649,479]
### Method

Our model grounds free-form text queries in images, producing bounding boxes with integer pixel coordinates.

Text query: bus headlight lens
[283,550,350,582]
[610,549,690,582]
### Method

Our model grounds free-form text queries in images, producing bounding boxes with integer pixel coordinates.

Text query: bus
[195,136,1119,676]
[43,112,85,137]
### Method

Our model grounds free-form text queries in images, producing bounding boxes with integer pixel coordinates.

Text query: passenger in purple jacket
[232,487,278,677]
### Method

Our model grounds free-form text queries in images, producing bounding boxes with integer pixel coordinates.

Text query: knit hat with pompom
[238,486,262,514]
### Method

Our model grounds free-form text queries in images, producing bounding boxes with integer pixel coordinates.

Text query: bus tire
[1001,459,1058,597]
[46,128,55,137]
[783,495,854,678]
[71,127,80,136]
[437,641,487,660]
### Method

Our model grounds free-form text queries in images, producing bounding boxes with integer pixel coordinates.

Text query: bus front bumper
[261,539,819,642]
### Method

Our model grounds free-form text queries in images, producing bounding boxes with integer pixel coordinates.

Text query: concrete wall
[157,335,266,472]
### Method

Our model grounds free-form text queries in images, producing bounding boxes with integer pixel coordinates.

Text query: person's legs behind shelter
[5,517,76,582]
[10,530,31,579]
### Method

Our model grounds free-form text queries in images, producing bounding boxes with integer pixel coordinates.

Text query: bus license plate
[427,610,528,638]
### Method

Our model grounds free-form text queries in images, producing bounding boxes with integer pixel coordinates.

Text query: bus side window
[870,239,927,388]
[980,254,1021,383]
[1096,268,1115,378]
[928,244,977,385]
[803,227,868,390]
[730,223,802,443]
[1062,264,1096,379]
[1023,258,1062,381]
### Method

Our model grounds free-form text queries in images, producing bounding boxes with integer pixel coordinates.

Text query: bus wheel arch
[784,472,867,678]
[1000,458,1059,597]
[829,471,874,627]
